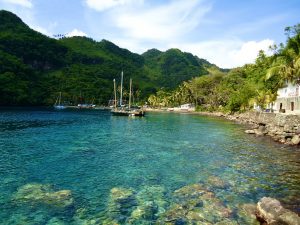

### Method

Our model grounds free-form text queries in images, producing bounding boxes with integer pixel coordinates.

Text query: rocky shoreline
[223,112,300,146]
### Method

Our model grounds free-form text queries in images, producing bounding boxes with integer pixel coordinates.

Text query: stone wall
[227,112,300,146]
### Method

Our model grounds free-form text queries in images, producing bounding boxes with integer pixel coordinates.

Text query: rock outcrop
[157,184,236,224]
[256,197,300,225]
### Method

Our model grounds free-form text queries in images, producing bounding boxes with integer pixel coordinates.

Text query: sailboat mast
[129,78,132,109]
[54,95,59,106]
[120,71,123,106]
[59,92,61,105]
[113,79,117,109]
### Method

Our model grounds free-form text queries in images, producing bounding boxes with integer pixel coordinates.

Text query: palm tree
[148,95,158,107]
[266,33,300,84]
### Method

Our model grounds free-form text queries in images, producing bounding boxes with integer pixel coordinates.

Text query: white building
[168,103,195,112]
[180,103,195,111]
[273,81,300,113]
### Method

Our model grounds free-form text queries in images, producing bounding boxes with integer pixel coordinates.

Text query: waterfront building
[273,81,300,114]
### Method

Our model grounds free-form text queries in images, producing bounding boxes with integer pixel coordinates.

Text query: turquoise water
[0,108,299,224]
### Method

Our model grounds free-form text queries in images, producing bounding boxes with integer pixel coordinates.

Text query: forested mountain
[0,10,218,106]
[143,48,213,89]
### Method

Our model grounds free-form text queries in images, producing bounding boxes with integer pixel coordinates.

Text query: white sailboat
[54,92,66,109]
[111,71,145,117]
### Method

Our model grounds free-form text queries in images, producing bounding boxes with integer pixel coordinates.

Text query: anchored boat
[54,92,66,109]
[111,71,145,117]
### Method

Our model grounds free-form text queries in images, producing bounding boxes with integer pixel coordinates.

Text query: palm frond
[265,65,282,80]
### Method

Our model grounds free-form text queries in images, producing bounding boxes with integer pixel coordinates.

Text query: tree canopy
[0,10,217,106]
[148,23,300,113]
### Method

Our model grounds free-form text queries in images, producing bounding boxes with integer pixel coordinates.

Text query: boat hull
[54,105,66,109]
[111,109,145,117]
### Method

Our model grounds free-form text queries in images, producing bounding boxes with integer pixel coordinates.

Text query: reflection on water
[0,108,299,224]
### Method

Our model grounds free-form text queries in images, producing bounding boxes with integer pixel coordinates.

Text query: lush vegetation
[2,10,298,110]
[0,10,216,106]
[148,24,300,112]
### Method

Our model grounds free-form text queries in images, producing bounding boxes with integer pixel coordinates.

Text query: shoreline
[146,108,300,146]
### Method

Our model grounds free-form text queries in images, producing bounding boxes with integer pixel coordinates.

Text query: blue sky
[0,0,299,68]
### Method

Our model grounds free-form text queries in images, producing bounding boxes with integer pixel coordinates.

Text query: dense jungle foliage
[0,10,216,106]
[148,24,300,112]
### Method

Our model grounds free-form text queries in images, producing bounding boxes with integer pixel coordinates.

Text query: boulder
[258,125,268,135]
[245,130,255,134]
[256,197,284,224]
[291,135,300,145]
[256,197,300,225]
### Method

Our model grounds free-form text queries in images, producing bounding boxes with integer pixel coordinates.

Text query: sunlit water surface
[0,108,299,224]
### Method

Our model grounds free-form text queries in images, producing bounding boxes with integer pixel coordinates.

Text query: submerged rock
[133,185,167,220]
[256,197,300,225]
[173,184,207,201]
[206,176,228,189]
[157,203,188,225]
[158,184,233,224]
[130,201,158,221]
[14,183,74,208]
[105,187,137,223]
[103,185,169,224]
[236,203,260,225]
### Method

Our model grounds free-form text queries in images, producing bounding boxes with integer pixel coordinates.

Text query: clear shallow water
[0,108,299,224]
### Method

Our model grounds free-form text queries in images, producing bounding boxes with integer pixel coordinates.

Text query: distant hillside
[0,10,222,106]
[143,48,213,89]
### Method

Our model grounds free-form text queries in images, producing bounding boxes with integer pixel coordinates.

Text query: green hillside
[147,24,300,112]
[0,10,220,106]
[142,48,213,89]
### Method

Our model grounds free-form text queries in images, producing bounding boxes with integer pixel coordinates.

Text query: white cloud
[114,0,211,41]
[85,0,143,11]
[66,29,87,37]
[1,0,32,8]
[172,39,274,68]
[229,39,274,66]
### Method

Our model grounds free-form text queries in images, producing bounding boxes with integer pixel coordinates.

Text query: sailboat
[54,92,66,109]
[111,71,145,117]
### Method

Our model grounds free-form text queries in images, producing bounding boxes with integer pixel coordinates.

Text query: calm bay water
[0,108,299,224]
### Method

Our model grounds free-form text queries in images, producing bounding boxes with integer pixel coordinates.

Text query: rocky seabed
[9,181,300,225]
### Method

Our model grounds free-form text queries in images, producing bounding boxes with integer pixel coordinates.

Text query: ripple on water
[0,109,299,224]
